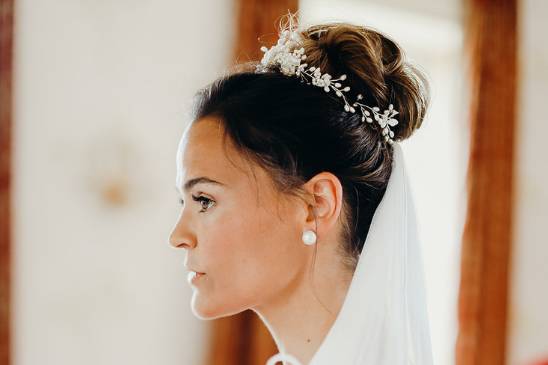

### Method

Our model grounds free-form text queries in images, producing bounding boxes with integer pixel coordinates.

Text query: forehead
[175,117,254,193]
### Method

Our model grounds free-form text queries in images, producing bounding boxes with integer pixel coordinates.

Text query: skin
[169,116,354,364]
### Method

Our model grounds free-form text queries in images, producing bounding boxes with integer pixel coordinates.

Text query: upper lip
[184,265,205,274]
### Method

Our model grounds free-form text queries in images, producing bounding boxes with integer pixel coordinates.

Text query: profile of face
[169,116,322,320]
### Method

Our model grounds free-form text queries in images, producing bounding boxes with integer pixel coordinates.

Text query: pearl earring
[302,230,317,245]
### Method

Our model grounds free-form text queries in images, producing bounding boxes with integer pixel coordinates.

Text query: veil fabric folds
[266,143,433,365]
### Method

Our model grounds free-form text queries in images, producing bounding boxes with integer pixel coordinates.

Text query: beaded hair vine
[255,25,399,145]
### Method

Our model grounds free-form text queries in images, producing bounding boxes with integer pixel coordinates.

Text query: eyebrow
[178,176,226,193]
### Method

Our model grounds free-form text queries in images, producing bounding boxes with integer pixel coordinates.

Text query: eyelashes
[179,195,215,213]
[194,195,215,212]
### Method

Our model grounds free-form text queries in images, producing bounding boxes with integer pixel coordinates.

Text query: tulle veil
[266,143,433,365]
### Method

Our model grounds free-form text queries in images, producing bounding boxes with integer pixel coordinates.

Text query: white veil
[267,143,433,365]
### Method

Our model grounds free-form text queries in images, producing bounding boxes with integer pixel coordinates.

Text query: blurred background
[0,0,546,364]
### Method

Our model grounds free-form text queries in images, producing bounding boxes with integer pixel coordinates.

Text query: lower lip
[187,271,206,285]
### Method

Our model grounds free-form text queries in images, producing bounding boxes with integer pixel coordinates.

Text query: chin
[190,293,247,320]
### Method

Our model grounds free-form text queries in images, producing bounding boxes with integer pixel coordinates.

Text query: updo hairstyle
[189,18,429,271]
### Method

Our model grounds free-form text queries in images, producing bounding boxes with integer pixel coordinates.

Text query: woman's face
[169,116,311,319]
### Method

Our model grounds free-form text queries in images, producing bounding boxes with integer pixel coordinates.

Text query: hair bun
[299,22,430,141]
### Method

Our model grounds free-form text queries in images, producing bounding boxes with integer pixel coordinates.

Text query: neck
[252,252,354,365]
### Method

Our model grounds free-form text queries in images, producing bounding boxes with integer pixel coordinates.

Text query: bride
[169,13,433,365]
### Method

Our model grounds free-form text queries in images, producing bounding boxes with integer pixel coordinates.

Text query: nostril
[168,226,196,249]
[169,235,191,249]
[168,235,183,249]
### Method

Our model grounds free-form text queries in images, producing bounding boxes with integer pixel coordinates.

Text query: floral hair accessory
[255,28,399,145]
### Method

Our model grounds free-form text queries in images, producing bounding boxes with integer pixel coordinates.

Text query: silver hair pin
[255,28,399,145]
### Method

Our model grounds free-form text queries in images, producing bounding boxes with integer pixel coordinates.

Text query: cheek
[204,211,276,294]
[191,204,304,317]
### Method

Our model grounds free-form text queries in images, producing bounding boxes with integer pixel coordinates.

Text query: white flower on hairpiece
[255,27,399,145]
[352,96,399,141]
[257,30,305,76]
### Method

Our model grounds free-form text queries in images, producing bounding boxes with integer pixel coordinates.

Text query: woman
[169,14,432,365]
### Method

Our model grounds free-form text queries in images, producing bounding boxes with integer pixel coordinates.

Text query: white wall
[508,0,548,363]
[13,1,235,364]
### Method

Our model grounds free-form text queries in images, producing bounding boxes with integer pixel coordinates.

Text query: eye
[191,194,215,213]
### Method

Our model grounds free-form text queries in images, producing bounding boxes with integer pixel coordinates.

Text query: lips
[184,265,205,275]
[187,271,206,284]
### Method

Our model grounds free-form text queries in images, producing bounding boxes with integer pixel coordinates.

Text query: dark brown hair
[189,20,429,271]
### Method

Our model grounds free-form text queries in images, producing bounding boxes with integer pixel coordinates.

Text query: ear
[301,172,344,241]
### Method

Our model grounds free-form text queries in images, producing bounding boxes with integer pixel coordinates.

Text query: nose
[168,211,196,250]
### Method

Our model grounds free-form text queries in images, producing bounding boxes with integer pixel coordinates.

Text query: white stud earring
[302,230,317,245]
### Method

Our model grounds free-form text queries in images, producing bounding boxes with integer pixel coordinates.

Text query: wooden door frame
[456,0,518,364]
[0,0,14,363]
